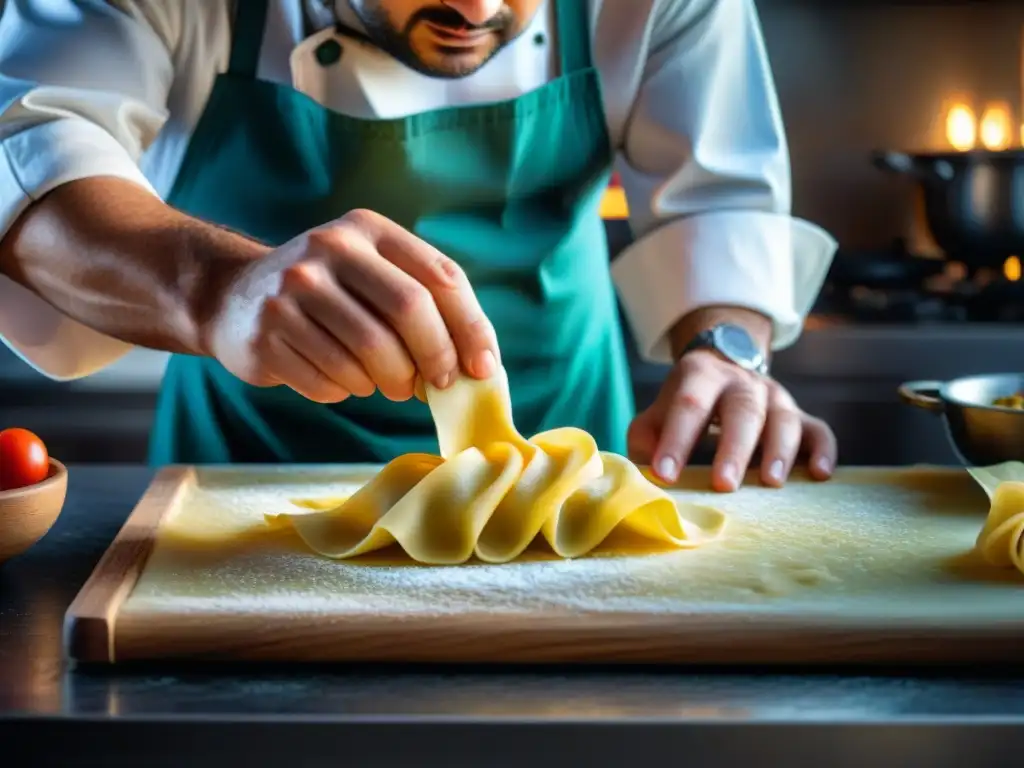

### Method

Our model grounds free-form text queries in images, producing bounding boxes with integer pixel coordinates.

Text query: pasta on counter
[968,463,1024,576]
[974,483,1024,576]
[266,367,727,565]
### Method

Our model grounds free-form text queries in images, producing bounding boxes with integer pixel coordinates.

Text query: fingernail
[431,371,452,390]
[814,455,833,476]
[720,460,738,488]
[768,459,785,483]
[655,455,679,482]
[473,349,497,378]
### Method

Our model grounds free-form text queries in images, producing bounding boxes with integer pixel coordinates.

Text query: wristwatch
[679,323,769,375]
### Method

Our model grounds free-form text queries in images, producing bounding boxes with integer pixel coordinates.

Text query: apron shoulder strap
[227,0,271,78]
[554,0,594,74]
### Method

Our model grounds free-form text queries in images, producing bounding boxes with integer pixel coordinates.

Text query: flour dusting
[122,465,1024,622]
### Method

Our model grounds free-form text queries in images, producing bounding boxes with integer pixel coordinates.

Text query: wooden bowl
[0,458,68,563]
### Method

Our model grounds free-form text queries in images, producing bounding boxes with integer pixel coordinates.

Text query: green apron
[149,0,633,465]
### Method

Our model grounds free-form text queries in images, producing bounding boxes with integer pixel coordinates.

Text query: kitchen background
[2,0,1024,465]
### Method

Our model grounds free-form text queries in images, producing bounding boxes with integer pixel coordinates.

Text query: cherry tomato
[0,428,50,491]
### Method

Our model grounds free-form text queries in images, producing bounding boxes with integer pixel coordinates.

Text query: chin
[408,40,497,79]
[426,55,488,78]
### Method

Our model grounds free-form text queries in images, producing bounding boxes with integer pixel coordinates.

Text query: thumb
[413,375,428,403]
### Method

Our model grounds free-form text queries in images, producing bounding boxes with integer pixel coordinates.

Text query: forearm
[668,306,773,361]
[0,177,266,357]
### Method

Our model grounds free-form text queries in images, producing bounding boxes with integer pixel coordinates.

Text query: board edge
[63,465,196,664]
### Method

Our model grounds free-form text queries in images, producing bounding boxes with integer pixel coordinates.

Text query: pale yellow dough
[967,463,1024,575]
[266,367,727,564]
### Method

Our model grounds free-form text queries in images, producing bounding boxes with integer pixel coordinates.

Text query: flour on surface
[122,465,1024,621]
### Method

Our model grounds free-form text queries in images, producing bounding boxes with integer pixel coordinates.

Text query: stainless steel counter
[2,465,1023,767]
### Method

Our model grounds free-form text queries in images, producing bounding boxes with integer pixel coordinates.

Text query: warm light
[1005,256,1021,282]
[1020,123,1024,147]
[979,102,1012,150]
[945,103,976,150]
[600,186,628,219]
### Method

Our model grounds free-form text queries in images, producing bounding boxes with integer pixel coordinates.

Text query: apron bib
[149,0,633,464]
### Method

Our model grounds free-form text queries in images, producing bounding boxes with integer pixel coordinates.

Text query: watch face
[713,324,761,366]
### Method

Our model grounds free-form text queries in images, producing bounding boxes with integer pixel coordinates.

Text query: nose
[441,0,503,26]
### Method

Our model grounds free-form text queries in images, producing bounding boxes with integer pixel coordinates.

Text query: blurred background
[3,0,1024,465]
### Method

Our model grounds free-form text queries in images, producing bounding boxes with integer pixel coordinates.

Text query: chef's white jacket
[0,0,836,380]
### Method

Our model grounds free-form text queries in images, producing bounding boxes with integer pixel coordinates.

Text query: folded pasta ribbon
[267,368,727,564]
[974,484,1024,575]
[967,463,1024,575]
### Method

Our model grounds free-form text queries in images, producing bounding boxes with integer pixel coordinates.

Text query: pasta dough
[267,367,727,564]
[975,482,1024,574]
[967,463,1024,575]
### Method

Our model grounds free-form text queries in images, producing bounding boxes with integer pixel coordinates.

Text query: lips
[423,21,493,47]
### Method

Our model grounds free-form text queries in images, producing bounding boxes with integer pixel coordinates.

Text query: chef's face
[350,1,542,78]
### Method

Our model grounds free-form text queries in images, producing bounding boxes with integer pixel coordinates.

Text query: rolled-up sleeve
[610,0,837,363]
[0,0,175,379]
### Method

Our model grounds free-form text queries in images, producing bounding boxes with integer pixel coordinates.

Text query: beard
[350,2,519,78]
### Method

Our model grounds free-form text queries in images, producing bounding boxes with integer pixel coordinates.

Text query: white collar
[303,0,368,34]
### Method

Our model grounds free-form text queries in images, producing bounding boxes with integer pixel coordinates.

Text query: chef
[0,0,838,491]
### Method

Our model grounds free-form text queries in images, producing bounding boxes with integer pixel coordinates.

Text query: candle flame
[945,103,976,151]
[1005,256,1021,282]
[979,102,1012,150]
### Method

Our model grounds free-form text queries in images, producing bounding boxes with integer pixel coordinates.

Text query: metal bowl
[899,373,1024,465]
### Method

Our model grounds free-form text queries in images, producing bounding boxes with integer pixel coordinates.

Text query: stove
[812,239,1024,325]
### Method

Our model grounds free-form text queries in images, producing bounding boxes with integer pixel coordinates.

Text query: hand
[627,350,837,492]
[204,209,499,403]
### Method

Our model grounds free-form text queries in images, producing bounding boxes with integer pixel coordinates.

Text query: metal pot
[899,373,1024,465]
[872,149,1024,266]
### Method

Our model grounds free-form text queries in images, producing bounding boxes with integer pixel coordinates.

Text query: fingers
[341,210,500,380]
[260,333,350,404]
[650,363,724,485]
[626,409,659,466]
[253,211,500,403]
[759,383,836,485]
[712,379,768,492]
[413,376,428,403]
[315,229,460,389]
[641,349,839,492]
[421,264,499,380]
[802,415,837,481]
[758,387,803,488]
[266,296,376,398]
[281,259,417,401]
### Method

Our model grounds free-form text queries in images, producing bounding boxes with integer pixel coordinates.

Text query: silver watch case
[682,323,768,375]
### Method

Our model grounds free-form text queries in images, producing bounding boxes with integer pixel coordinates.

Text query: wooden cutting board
[64,464,1024,665]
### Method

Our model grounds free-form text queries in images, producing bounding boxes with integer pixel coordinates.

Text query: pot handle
[898,380,946,413]
[870,151,955,182]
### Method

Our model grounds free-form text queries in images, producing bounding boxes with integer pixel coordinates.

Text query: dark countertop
[3,466,1024,767]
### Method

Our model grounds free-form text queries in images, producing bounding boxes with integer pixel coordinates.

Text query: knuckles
[252,328,279,359]
[316,345,351,377]
[260,295,292,324]
[433,254,466,285]
[724,384,768,416]
[416,344,459,380]
[388,281,430,322]
[347,324,387,358]
[280,261,324,294]
[669,390,714,413]
[463,316,496,345]
[305,223,363,259]
[340,208,380,231]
